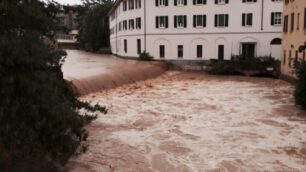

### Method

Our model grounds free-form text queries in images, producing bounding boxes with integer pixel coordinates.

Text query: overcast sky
[52,0,82,5]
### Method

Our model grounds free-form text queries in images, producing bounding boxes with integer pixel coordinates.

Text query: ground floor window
[137,39,141,55]
[124,39,127,53]
[159,45,165,58]
[178,45,183,58]
[197,45,203,58]
[218,45,224,60]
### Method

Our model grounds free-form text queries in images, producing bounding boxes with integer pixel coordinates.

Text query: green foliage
[207,56,280,75]
[0,0,106,171]
[294,61,306,109]
[139,52,154,61]
[78,0,114,52]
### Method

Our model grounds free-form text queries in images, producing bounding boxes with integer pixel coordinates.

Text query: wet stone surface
[64,71,306,172]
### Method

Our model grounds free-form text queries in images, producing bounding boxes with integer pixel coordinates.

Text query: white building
[109,0,283,61]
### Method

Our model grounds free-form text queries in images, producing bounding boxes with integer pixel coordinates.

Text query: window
[242,0,257,3]
[135,0,141,9]
[124,39,127,53]
[272,0,283,2]
[271,12,282,26]
[242,13,253,26]
[295,13,300,30]
[197,45,203,58]
[215,14,229,27]
[178,45,183,58]
[174,0,187,6]
[156,16,169,28]
[304,8,306,29]
[129,19,134,30]
[290,13,295,32]
[218,45,224,60]
[215,0,229,5]
[123,20,127,30]
[160,45,165,58]
[193,0,207,5]
[136,17,141,29]
[156,0,168,7]
[128,0,134,10]
[123,0,127,11]
[137,39,141,55]
[193,15,207,28]
[283,50,286,65]
[174,15,187,28]
[283,15,288,33]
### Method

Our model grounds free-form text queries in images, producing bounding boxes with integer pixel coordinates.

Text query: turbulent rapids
[62,50,168,95]
[61,50,306,172]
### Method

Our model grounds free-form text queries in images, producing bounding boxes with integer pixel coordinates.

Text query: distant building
[281,0,306,79]
[108,0,283,60]
[56,5,80,34]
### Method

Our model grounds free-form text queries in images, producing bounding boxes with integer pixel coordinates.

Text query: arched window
[270,38,282,45]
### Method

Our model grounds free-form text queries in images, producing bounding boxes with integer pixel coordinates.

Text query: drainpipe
[261,0,264,31]
[115,9,118,55]
[144,0,147,52]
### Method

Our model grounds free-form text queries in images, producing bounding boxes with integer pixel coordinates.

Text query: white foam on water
[65,71,306,172]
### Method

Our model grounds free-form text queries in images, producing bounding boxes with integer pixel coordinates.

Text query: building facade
[109,0,283,61]
[281,0,306,79]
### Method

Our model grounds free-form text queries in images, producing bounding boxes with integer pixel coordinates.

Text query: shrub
[206,60,236,75]
[97,47,112,54]
[207,56,280,75]
[139,52,153,61]
[294,61,306,109]
[0,1,106,171]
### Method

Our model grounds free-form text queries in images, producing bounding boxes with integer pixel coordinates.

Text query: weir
[62,50,168,96]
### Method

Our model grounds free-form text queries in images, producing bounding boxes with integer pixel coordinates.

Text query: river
[62,51,306,172]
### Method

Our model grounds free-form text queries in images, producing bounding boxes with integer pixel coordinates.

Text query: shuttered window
[156,16,169,28]
[242,13,253,26]
[174,15,187,28]
[156,0,168,7]
[193,0,207,5]
[174,0,187,6]
[215,14,229,27]
[193,15,207,27]
[215,0,229,5]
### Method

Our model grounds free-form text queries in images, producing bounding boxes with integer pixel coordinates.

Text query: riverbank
[64,71,306,172]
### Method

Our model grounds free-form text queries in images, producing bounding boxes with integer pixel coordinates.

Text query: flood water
[61,68,306,171]
[62,50,167,95]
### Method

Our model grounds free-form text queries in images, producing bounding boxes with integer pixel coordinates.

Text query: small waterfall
[62,50,168,96]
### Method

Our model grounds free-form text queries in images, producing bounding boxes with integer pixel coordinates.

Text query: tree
[0,1,106,171]
[294,61,306,109]
[78,0,114,52]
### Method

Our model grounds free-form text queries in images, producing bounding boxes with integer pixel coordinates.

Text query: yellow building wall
[281,0,306,79]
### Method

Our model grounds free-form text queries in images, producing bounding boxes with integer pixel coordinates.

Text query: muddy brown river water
[62,69,306,172]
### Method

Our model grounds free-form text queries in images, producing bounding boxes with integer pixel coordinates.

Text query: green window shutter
[215,15,218,26]
[203,15,206,27]
[165,16,168,28]
[225,14,229,26]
